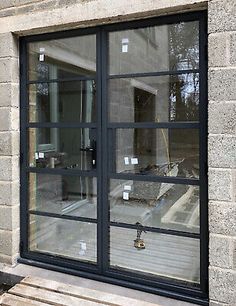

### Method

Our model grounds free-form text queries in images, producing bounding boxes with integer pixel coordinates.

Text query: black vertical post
[199,11,208,298]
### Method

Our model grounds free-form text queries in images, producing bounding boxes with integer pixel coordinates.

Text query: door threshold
[1,257,209,306]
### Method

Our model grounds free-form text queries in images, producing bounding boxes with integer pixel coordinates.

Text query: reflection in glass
[114,129,199,178]
[110,180,199,233]
[29,128,97,170]
[29,215,97,262]
[109,21,199,75]
[109,74,199,122]
[29,80,96,123]
[29,173,97,219]
[28,35,96,81]
[110,227,200,284]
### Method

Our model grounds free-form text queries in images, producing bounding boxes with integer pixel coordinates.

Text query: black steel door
[20,12,208,305]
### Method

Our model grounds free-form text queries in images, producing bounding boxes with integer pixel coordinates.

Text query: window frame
[20,11,208,305]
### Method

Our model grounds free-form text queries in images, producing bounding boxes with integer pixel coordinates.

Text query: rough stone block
[57,0,78,7]
[0,83,19,107]
[230,32,236,66]
[209,234,233,269]
[0,229,12,256]
[209,69,236,101]
[0,57,19,83]
[209,0,236,33]
[11,156,19,181]
[0,33,18,58]
[0,181,19,206]
[15,3,38,15]
[208,102,236,135]
[0,108,11,131]
[209,201,236,236]
[0,58,18,84]
[0,132,19,155]
[208,169,233,201]
[11,107,19,131]
[208,33,227,67]
[13,0,42,6]
[210,302,229,306]
[0,253,12,265]
[0,1,14,10]
[233,239,236,270]
[209,267,236,304]
[16,0,56,14]
[233,170,236,202]
[0,205,19,230]
[0,108,19,131]
[12,228,20,255]
[0,7,16,18]
[0,156,19,181]
[208,135,236,168]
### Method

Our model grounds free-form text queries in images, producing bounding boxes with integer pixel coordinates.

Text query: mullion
[27,123,97,128]
[108,173,199,186]
[107,122,199,129]
[27,167,97,177]
[101,28,110,273]
[110,221,199,239]
[108,69,199,79]
[29,210,97,224]
[96,29,103,273]
[27,76,95,84]
[198,12,208,295]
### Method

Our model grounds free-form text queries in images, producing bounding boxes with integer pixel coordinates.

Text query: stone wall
[208,1,236,305]
[0,33,20,266]
[0,0,235,305]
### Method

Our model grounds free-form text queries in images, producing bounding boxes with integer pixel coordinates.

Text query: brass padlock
[134,238,145,250]
[134,222,146,250]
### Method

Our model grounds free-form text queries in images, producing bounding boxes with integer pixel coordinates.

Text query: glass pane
[29,128,97,170]
[28,35,96,81]
[29,214,97,262]
[114,129,199,178]
[29,173,97,219]
[29,80,96,123]
[109,74,199,122]
[109,21,199,75]
[110,180,199,233]
[110,227,200,284]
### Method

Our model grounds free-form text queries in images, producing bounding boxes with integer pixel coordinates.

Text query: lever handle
[80,147,94,152]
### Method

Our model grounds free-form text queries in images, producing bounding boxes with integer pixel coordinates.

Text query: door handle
[80,142,96,169]
[80,147,94,152]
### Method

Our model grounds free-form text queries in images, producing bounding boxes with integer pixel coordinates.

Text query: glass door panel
[109,179,199,233]
[28,128,97,170]
[108,74,199,122]
[110,227,200,283]
[29,80,96,123]
[29,173,97,219]
[28,35,96,81]
[109,21,199,75]
[112,128,199,178]
[107,22,200,286]
[27,33,98,265]
[29,215,97,263]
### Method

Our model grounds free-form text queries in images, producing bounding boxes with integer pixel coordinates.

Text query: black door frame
[19,11,208,305]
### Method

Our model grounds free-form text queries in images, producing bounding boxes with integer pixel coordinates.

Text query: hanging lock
[134,222,146,250]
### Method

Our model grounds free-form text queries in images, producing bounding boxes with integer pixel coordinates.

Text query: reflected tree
[169,22,199,121]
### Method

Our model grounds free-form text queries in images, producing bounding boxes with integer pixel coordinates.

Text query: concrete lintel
[0,0,207,36]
